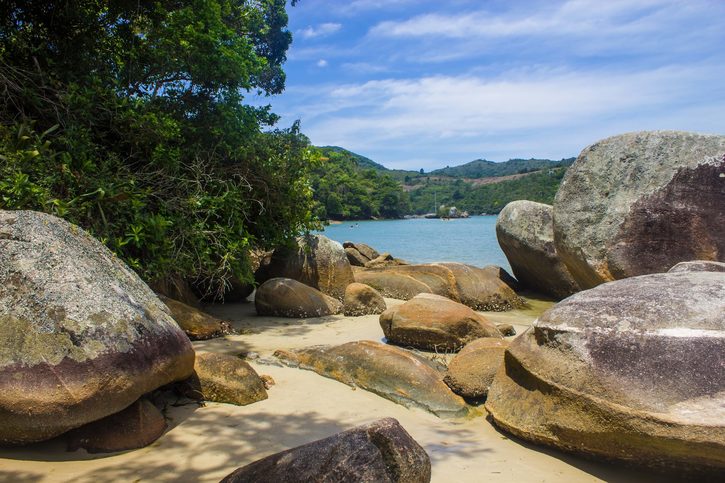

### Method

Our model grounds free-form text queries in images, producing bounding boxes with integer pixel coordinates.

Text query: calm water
[318,216,511,272]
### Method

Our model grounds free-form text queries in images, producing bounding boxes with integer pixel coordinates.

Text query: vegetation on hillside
[408,167,568,214]
[0,0,317,296]
[311,147,410,220]
[428,157,574,178]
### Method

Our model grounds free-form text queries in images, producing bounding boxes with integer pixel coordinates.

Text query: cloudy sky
[256,0,725,170]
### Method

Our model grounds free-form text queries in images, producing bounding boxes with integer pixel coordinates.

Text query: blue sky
[255,0,725,171]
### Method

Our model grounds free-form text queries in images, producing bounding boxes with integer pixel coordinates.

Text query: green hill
[429,157,574,178]
[310,146,574,219]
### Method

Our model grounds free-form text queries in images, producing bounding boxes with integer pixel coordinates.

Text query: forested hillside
[311,147,572,219]
[311,147,410,220]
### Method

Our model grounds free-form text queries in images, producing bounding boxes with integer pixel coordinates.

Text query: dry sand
[0,295,663,482]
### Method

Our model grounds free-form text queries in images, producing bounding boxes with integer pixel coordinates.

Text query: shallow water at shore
[318,216,512,272]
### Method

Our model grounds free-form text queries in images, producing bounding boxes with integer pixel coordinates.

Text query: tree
[0,0,318,297]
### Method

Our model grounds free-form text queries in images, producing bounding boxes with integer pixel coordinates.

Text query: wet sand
[0,295,664,482]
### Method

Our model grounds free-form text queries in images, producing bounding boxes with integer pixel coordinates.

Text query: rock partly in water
[256,234,354,300]
[220,417,431,483]
[344,282,387,316]
[274,341,469,418]
[185,352,268,406]
[255,278,343,318]
[159,295,231,340]
[486,271,725,474]
[380,294,501,351]
[553,131,725,289]
[356,263,523,311]
[0,210,194,444]
[66,399,166,454]
[668,260,725,273]
[496,200,580,299]
[443,338,509,399]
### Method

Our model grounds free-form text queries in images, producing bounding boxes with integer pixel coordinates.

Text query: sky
[253,0,725,171]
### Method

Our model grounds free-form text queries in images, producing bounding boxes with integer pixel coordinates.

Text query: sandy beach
[0,296,664,482]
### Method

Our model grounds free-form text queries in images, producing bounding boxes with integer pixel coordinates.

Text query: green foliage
[311,147,410,220]
[408,168,568,215]
[0,0,319,296]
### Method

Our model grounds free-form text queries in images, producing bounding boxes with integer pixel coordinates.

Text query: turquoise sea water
[318,216,511,272]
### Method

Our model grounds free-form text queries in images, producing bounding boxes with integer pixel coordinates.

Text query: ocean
[317,216,511,272]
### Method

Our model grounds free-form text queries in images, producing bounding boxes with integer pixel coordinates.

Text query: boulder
[496,201,580,299]
[437,263,523,311]
[356,263,523,311]
[443,338,509,399]
[343,241,381,261]
[256,234,354,300]
[159,295,231,340]
[486,271,725,474]
[221,418,431,483]
[185,352,268,406]
[365,252,398,268]
[668,260,725,273]
[379,294,501,351]
[344,282,387,316]
[0,210,194,444]
[345,246,369,267]
[255,278,343,318]
[149,274,200,308]
[553,131,725,289]
[355,270,433,300]
[66,399,166,453]
[275,341,469,418]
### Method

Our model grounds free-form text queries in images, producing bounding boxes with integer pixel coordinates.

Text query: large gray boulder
[221,418,431,483]
[496,201,580,299]
[275,341,469,418]
[486,271,725,474]
[255,278,343,318]
[256,234,354,300]
[380,293,501,351]
[0,210,195,444]
[554,131,725,289]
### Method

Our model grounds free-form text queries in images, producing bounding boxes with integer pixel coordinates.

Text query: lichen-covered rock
[443,338,508,399]
[256,234,354,300]
[221,418,431,483]
[66,399,166,453]
[356,263,523,311]
[380,294,501,351]
[275,341,469,418]
[554,131,725,289]
[0,210,194,444]
[344,282,386,316]
[185,352,267,406]
[255,278,343,318]
[668,260,725,273]
[159,295,231,340]
[486,271,725,474]
[496,323,516,337]
[496,201,580,299]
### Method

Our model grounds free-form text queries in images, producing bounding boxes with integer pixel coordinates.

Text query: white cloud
[299,22,342,39]
[278,64,725,168]
[316,59,329,67]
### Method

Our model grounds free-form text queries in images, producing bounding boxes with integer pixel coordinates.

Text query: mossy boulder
[0,210,194,444]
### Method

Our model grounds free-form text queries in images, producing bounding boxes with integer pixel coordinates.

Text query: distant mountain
[429,157,575,178]
[318,146,388,171]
